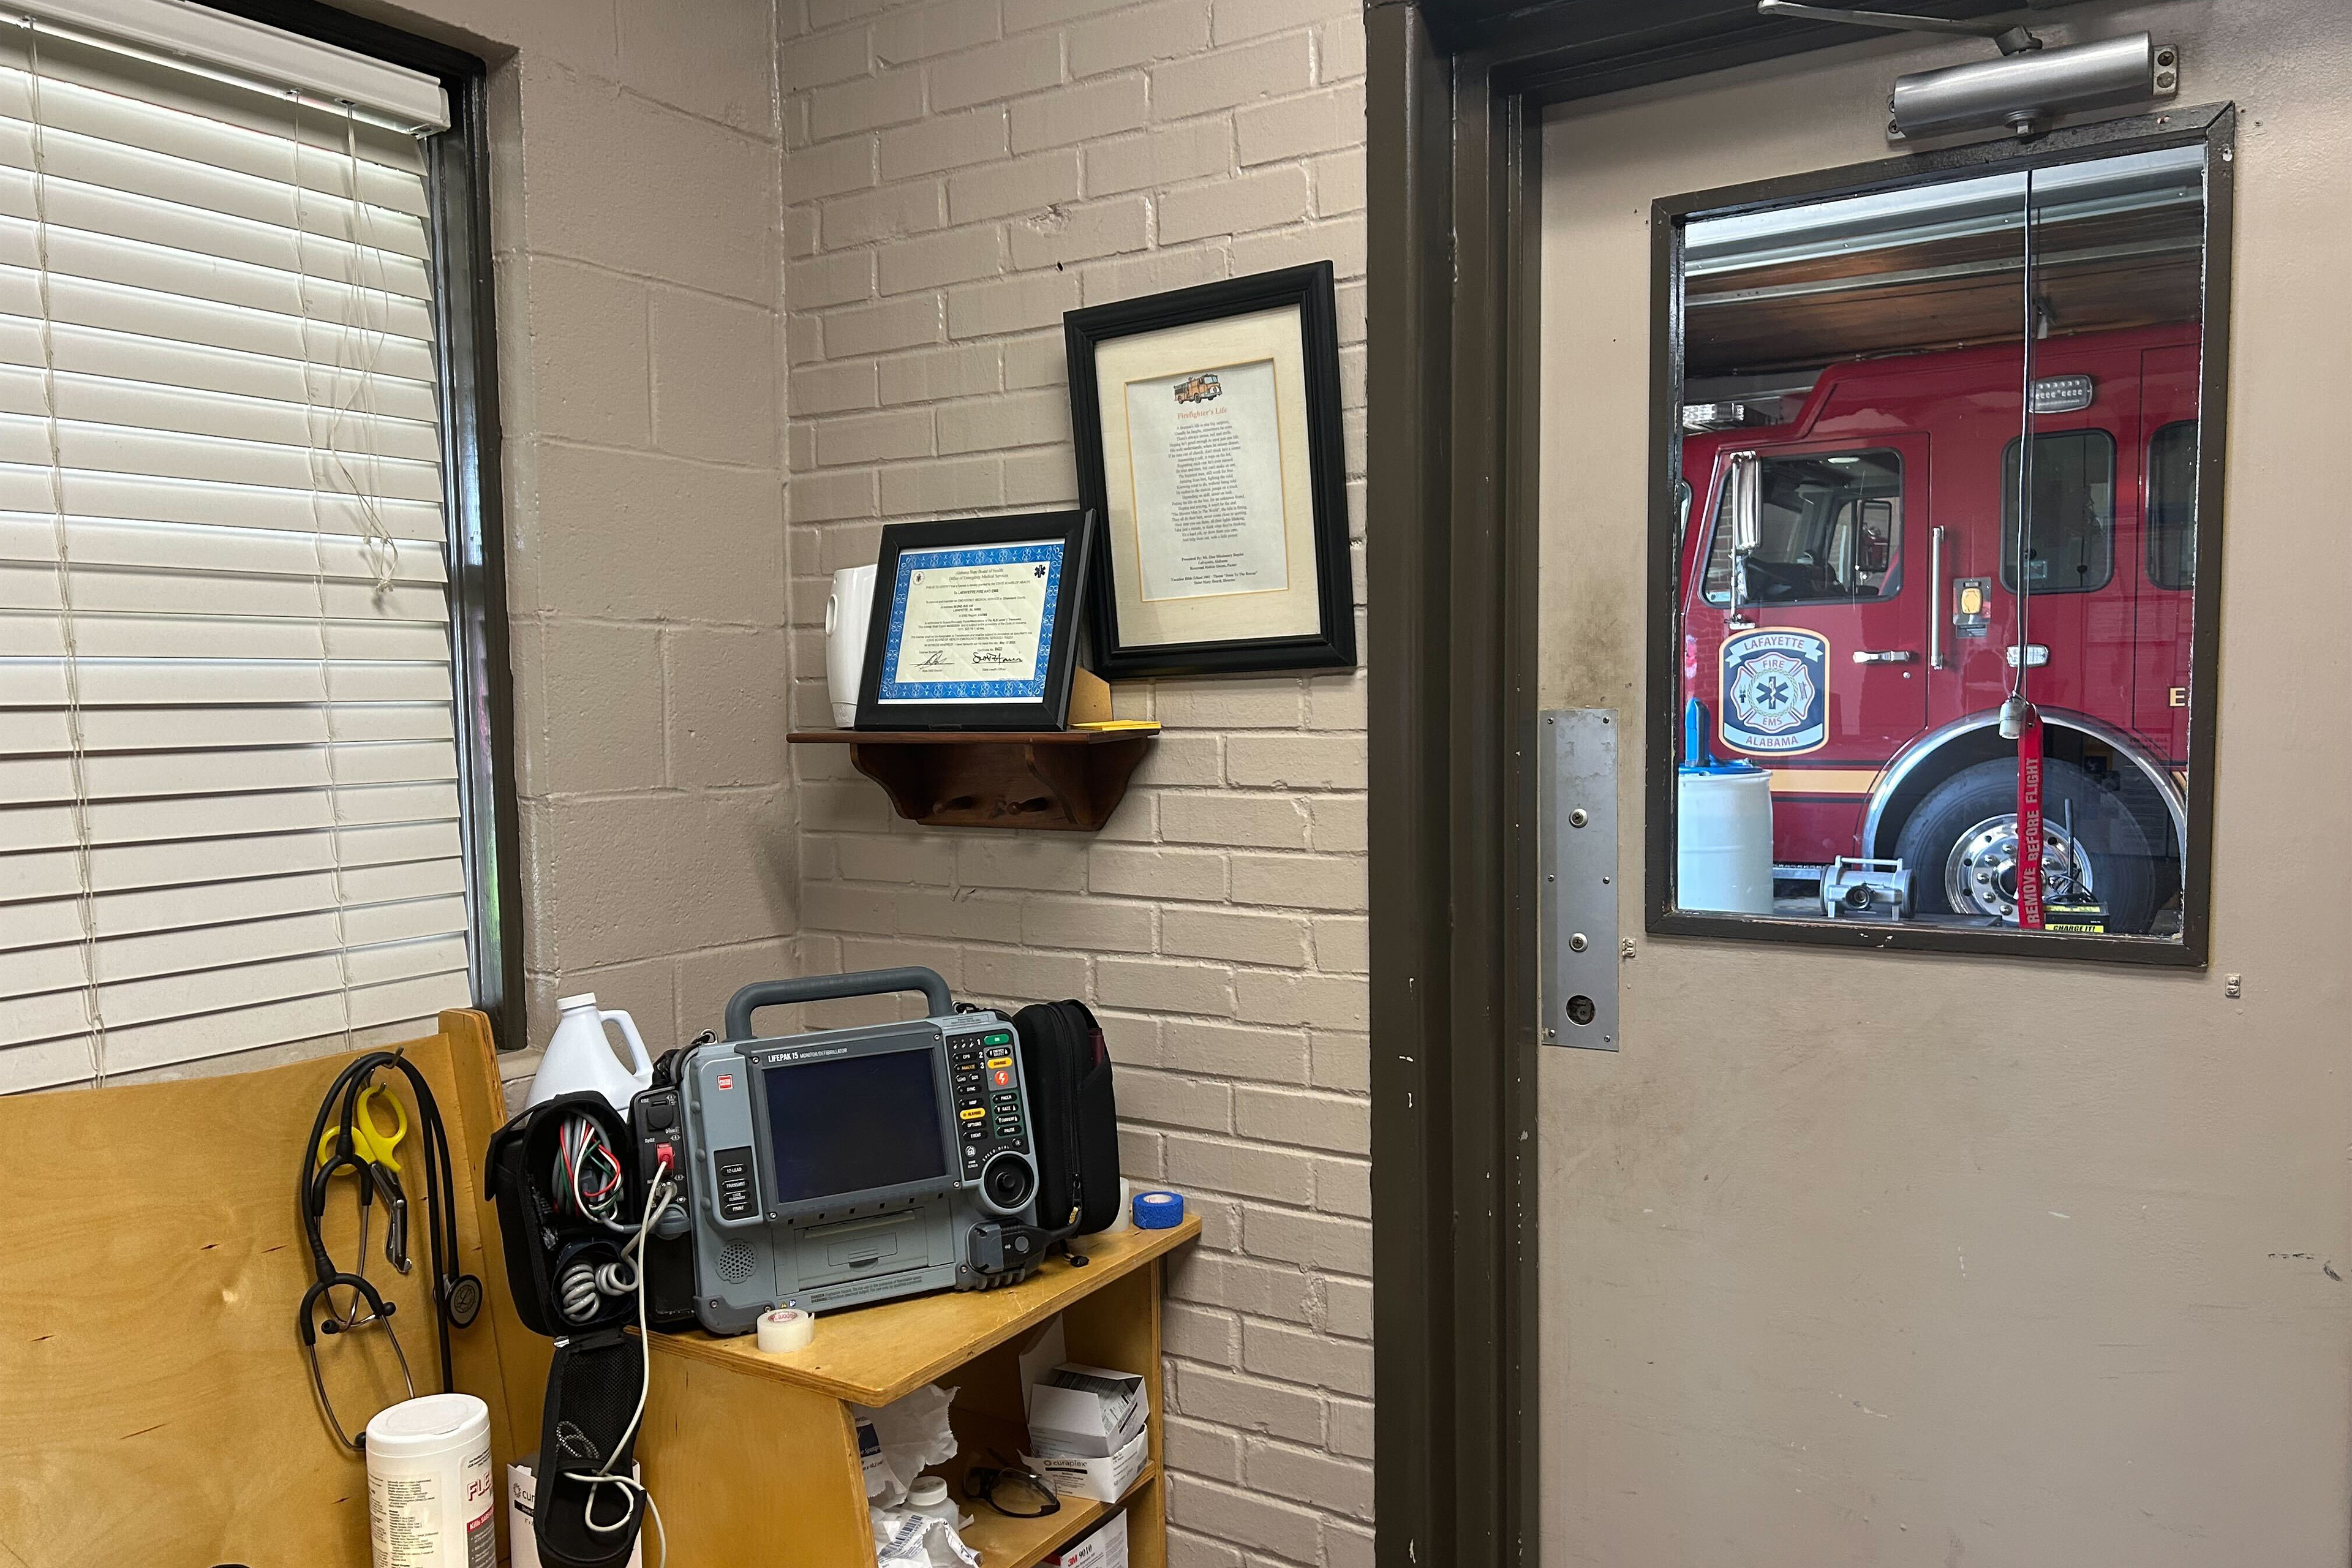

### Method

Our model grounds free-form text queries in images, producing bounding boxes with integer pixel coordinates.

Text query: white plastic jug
[524,992,652,1113]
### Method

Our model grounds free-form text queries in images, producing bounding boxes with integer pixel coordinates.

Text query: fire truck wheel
[1893,757,2158,934]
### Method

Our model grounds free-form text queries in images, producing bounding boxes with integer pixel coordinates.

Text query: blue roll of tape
[1133,1189,1185,1230]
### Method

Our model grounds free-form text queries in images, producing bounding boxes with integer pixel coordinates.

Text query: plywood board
[0,1012,524,1568]
[647,1217,1201,1406]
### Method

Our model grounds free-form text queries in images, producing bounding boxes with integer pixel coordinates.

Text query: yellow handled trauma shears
[316,1084,407,1175]
[317,1085,413,1283]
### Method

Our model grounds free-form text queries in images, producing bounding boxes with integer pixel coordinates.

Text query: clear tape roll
[756,1306,815,1354]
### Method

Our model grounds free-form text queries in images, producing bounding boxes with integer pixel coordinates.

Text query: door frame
[1363,4,2142,1566]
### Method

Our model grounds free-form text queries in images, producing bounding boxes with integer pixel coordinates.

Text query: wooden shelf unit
[787,728,1157,832]
[636,1216,1200,1567]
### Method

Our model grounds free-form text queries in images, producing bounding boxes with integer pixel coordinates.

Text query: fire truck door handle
[1928,524,1946,669]
[1853,649,1915,664]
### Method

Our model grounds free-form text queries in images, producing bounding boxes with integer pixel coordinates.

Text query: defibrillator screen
[761,1046,948,1205]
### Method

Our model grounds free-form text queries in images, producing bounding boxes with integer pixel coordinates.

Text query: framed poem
[1065,262,1357,680]
[854,510,1095,732]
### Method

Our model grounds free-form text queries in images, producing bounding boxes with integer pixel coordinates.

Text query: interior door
[1536,2,2352,1564]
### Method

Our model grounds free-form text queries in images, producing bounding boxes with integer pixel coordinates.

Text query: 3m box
[1044,1507,1129,1568]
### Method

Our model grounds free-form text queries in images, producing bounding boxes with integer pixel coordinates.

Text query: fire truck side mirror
[1727,451,1763,556]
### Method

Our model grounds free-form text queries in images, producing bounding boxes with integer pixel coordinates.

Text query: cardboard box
[1044,1507,1129,1568]
[1025,1425,1148,1505]
[509,1454,644,1568]
[1027,1364,1150,1458]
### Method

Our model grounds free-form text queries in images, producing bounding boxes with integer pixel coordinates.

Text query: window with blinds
[0,20,478,1091]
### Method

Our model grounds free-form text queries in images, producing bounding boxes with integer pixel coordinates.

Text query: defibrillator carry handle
[724,967,956,1040]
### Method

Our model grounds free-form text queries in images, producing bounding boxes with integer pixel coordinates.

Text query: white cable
[24,20,107,1088]
[323,102,399,595]
[568,1158,672,1568]
[289,91,363,1052]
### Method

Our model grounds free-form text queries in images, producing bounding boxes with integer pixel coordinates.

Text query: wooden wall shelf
[638,1216,1201,1568]
[790,728,1158,831]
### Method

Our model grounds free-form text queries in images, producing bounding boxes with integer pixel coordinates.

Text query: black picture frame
[853,510,1094,733]
[1064,262,1357,680]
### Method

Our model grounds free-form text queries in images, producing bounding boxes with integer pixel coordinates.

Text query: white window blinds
[0,21,473,1090]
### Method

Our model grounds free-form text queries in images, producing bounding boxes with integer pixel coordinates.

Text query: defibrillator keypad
[714,1145,757,1221]
[949,1027,1028,1180]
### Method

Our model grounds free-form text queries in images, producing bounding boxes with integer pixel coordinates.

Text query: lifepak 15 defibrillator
[639,968,1046,1335]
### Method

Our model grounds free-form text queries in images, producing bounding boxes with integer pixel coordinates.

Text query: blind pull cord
[26,21,108,1087]
[293,94,361,1051]
[323,101,399,597]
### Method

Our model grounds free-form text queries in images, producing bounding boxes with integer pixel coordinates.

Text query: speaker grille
[717,1240,757,1284]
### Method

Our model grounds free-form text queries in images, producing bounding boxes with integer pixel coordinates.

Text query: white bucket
[367,1393,495,1568]
[826,564,878,726]
[1678,767,1774,914]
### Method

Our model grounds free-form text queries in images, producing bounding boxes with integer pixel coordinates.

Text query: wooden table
[636,1216,1201,1567]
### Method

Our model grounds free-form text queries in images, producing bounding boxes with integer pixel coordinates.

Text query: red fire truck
[1679,322,2196,934]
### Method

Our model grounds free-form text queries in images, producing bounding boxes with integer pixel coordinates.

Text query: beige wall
[1537,3,2352,1563]
[327,0,799,1061]
[777,1,1373,1563]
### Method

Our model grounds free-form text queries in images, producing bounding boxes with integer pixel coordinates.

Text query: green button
[982,1031,1013,1046]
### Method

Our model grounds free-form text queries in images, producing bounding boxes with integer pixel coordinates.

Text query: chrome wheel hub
[1944,812,2095,924]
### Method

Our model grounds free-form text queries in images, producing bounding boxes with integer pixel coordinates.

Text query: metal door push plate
[1539,709,1619,1050]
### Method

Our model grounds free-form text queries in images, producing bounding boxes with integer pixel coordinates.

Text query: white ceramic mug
[824,564,877,727]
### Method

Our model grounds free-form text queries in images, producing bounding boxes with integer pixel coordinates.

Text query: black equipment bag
[484,1091,641,1338]
[531,1328,646,1568]
[1012,999,1122,1237]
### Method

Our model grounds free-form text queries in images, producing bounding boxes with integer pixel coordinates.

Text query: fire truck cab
[1680,322,2196,935]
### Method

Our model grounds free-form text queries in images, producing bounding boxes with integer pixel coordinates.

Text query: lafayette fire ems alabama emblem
[1719,626,1830,756]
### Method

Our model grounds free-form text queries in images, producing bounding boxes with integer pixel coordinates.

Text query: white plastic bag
[872,1507,980,1568]
[852,1383,961,1509]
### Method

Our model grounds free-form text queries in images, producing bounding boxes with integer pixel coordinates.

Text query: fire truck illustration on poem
[1681,322,2196,936]
[1174,373,1223,404]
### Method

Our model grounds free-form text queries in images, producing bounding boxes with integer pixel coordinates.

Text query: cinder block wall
[413,0,799,1058]
[777,2,1373,1562]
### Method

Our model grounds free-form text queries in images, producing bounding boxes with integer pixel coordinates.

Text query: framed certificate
[1065,262,1356,680]
[853,510,1094,731]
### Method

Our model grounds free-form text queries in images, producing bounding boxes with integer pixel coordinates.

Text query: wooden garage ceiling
[1681,148,2207,379]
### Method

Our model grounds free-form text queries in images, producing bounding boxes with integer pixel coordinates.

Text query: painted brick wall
[776,2,1373,1564]
[404,0,797,1059]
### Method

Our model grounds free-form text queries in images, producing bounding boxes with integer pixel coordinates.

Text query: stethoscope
[296,1050,483,1452]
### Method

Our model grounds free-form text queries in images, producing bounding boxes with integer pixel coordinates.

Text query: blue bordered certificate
[876,540,1066,704]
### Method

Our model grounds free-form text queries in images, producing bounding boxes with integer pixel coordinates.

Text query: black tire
[1893,756,2160,934]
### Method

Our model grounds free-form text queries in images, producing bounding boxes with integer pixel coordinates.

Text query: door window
[1652,130,2222,956]
[2002,430,2116,594]
[1701,451,1903,605]
[2147,420,2198,589]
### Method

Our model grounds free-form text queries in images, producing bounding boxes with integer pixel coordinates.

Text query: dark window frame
[2000,428,2118,595]
[195,0,522,1046]
[1698,446,1907,607]
[2147,418,2199,590]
